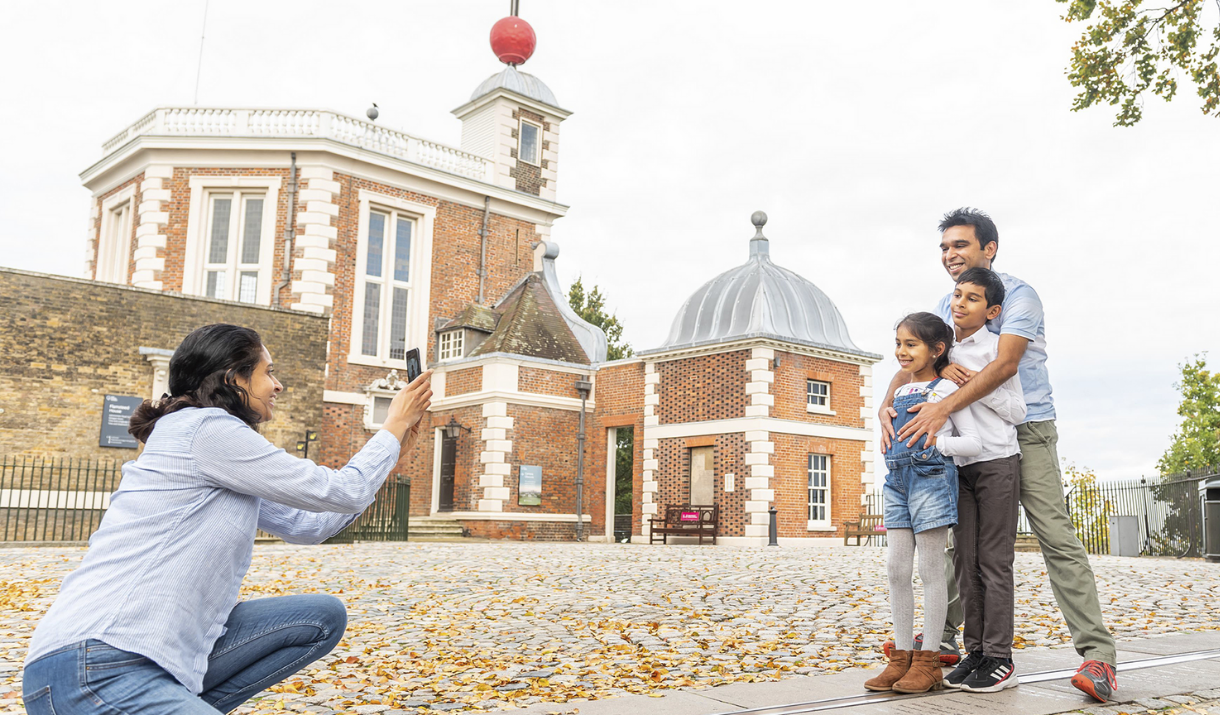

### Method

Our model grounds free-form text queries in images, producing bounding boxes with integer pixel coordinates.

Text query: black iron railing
[0,456,122,542]
[325,479,410,543]
[864,467,1216,558]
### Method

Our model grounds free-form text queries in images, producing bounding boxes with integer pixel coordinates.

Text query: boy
[941,267,1026,693]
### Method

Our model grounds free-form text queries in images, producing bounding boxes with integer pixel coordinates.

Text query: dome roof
[652,212,872,357]
[470,66,560,109]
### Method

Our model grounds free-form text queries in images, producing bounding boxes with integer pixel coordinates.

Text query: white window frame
[806,379,835,415]
[96,185,136,284]
[807,454,832,530]
[438,330,465,361]
[518,119,541,166]
[347,190,435,370]
[182,176,280,304]
[364,392,395,430]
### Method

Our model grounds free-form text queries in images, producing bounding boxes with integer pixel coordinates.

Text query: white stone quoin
[131,165,174,289]
[290,167,340,314]
[640,362,661,534]
[477,401,514,512]
[743,347,776,538]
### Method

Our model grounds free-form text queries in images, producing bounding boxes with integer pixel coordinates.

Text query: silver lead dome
[654,211,870,356]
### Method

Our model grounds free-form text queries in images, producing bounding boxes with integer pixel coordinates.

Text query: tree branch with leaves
[1058,0,1220,125]
[568,277,634,361]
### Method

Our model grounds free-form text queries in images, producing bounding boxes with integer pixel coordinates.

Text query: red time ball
[490,16,536,66]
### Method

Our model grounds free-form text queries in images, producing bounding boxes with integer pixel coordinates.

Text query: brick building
[19,16,881,543]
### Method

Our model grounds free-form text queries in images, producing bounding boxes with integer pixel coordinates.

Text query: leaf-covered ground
[1,543,1217,713]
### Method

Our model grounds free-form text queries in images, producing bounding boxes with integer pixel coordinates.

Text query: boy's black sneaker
[943,651,985,689]
[882,633,962,666]
[959,656,1018,693]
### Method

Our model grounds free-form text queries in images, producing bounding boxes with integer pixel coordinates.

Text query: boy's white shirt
[892,380,982,460]
[946,325,1027,466]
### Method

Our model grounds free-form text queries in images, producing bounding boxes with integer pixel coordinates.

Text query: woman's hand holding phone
[382,370,433,441]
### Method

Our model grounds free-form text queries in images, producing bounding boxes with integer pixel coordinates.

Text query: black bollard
[768,506,779,546]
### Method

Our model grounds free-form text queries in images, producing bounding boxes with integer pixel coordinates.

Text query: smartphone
[404,348,422,383]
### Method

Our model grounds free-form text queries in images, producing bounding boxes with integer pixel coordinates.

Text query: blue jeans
[22,595,346,714]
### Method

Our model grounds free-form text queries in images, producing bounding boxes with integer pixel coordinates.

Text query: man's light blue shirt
[25,407,401,693]
[936,271,1055,422]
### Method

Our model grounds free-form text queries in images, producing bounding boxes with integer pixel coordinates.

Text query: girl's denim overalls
[883,378,959,533]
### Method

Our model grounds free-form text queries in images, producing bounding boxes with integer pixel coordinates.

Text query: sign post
[99,395,143,449]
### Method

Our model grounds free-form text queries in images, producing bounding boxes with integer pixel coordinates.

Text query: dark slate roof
[468,273,591,364]
[441,304,500,333]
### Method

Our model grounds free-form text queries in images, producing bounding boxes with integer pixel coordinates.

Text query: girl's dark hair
[896,312,954,376]
[128,324,266,443]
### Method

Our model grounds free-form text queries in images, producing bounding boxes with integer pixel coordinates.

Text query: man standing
[878,208,1117,702]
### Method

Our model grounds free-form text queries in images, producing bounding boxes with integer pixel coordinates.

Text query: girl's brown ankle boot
[893,648,945,693]
[864,648,912,691]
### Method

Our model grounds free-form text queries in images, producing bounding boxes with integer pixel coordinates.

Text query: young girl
[865,312,982,694]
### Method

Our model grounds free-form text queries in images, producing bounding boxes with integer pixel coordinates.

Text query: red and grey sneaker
[1071,660,1117,702]
[882,633,961,666]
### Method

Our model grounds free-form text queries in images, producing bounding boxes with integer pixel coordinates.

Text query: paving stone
[2,543,1219,714]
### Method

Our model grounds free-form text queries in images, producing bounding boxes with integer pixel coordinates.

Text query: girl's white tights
[887,526,949,651]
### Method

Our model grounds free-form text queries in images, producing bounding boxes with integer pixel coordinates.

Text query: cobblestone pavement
[1070,689,1220,715]
[2,543,1217,713]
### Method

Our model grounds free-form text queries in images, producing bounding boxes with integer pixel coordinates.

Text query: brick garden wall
[590,361,644,536]
[0,268,327,461]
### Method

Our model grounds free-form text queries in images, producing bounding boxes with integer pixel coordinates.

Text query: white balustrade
[100,107,491,181]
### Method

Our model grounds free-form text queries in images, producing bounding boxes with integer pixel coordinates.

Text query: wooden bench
[649,505,719,545]
[843,514,885,546]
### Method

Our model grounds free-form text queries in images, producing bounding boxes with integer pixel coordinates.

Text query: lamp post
[574,379,593,542]
[295,430,319,460]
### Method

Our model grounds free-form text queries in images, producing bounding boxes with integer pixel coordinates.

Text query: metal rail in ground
[715,649,1220,714]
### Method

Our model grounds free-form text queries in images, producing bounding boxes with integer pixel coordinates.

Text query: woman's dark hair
[128,324,266,443]
[896,312,954,376]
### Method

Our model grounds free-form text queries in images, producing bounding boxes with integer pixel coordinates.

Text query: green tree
[1063,462,1112,553]
[615,428,634,516]
[567,277,634,361]
[1157,354,1220,475]
[1057,0,1220,126]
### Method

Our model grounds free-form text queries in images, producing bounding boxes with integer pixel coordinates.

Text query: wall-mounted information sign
[99,394,143,449]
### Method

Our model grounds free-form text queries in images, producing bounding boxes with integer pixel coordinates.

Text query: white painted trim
[431,390,594,413]
[346,190,435,371]
[645,417,870,442]
[322,390,367,405]
[806,405,837,416]
[430,427,444,514]
[605,428,617,541]
[434,353,596,376]
[446,511,592,523]
[96,185,137,284]
[181,176,281,303]
[642,337,881,366]
[81,138,568,223]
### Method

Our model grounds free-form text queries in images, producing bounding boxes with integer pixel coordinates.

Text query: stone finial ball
[490,16,536,66]
[751,211,768,228]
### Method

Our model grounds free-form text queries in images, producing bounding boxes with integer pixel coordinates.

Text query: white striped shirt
[25,407,401,693]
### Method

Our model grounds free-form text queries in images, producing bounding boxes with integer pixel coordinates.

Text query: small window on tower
[806,379,833,413]
[439,330,465,361]
[519,120,540,165]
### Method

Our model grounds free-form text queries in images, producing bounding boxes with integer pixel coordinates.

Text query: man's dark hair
[956,267,1006,308]
[939,207,999,260]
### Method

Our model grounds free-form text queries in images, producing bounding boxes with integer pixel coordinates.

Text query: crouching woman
[22,324,431,714]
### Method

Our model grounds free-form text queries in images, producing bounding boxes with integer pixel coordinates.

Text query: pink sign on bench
[680,511,700,523]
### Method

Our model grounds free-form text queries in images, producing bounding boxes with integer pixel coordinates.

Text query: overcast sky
[2,1,1217,481]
